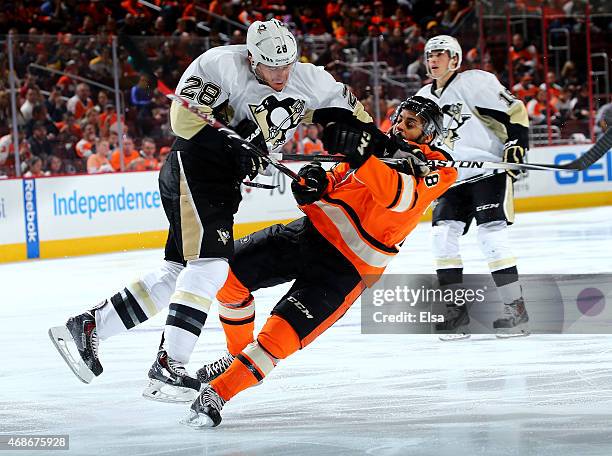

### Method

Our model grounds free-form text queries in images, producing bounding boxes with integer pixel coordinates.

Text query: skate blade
[142,379,198,403]
[439,333,471,341]
[496,324,530,339]
[48,326,94,384]
[495,328,531,339]
[179,410,216,429]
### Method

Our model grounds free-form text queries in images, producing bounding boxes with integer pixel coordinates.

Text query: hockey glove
[233,119,268,180]
[503,140,526,182]
[291,162,328,206]
[389,136,431,177]
[321,122,378,168]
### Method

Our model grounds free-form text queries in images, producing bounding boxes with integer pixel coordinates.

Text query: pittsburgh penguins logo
[439,103,471,150]
[249,95,305,148]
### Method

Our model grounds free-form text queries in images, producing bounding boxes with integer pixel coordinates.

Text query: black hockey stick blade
[560,128,612,171]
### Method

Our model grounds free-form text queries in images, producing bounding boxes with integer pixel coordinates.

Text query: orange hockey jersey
[301,144,457,284]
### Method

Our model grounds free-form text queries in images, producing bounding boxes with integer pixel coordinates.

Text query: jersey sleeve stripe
[389,173,416,213]
[386,172,403,209]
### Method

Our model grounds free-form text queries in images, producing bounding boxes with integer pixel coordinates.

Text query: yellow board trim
[0,243,27,262]
[1,192,610,264]
[39,231,168,258]
[418,191,612,222]
[514,192,612,213]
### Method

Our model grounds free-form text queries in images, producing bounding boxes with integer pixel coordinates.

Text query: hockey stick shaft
[279,153,565,170]
[280,130,612,172]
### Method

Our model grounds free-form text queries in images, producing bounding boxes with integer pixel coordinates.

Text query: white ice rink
[1,206,611,456]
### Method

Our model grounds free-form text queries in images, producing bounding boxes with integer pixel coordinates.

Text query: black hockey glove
[321,122,378,168]
[388,135,431,177]
[233,119,268,180]
[503,140,527,182]
[291,162,328,206]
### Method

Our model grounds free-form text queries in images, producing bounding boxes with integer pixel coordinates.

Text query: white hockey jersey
[416,70,529,184]
[170,45,370,151]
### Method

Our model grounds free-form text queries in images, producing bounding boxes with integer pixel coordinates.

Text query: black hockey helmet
[391,95,444,139]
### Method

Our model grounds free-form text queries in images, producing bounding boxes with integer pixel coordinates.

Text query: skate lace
[201,387,225,411]
[167,356,189,377]
[90,329,99,357]
[206,353,234,377]
[84,316,100,358]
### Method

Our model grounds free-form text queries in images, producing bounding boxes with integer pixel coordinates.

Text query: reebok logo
[0,197,6,219]
[22,179,40,259]
[287,296,314,319]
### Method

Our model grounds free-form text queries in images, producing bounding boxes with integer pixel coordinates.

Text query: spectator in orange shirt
[56,60,78,95]
[99,104,118,138]
[512,73,538,102]
[132,137,160,171]
[67,83,94,120]
[526,89,559,125]
[55,112,82,140]
[509,34,538,74]
[110,136,141,171]
[76,123,98,158]
[301,124,325,155]
[538,71,562,99]
[87,139,114,174]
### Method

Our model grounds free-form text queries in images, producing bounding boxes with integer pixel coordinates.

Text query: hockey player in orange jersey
[183,96,458,428]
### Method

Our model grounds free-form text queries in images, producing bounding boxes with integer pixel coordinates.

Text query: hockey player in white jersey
[415,35,530,339]
[49,19,380,400]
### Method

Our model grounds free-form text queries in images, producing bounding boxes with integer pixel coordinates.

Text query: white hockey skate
[142,349,201,403]
[494,298,530,339]
[436,304,471,341]
[181,385,225,428]
[48,311,102,384]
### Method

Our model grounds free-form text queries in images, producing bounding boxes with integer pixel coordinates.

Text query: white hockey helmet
[246,19,298,72]
[424,35,462,77]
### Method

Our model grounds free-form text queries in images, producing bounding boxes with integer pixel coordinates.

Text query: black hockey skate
[142,349,201,403]
[181,385,225,428]
[494,297,530,338]
[48,311,102,384]
[196,351,235,384]
[436,304,471,341]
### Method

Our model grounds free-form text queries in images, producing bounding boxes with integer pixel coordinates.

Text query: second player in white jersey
[416,35,530,340]
[416,54,529,184]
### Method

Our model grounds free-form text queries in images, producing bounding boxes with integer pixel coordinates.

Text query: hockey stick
[279,128,612,172]
[118,35,306,186]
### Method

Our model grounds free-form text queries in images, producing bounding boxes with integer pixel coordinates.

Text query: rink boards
[1,144,610,262]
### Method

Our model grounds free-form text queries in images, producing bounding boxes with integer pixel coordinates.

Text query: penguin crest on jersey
[249,95,305,148]
[440,102,471,150]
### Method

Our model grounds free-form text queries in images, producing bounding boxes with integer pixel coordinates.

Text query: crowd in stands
[0,0,609,177]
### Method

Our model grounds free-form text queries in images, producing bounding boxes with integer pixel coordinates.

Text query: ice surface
[1,207,611,455]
